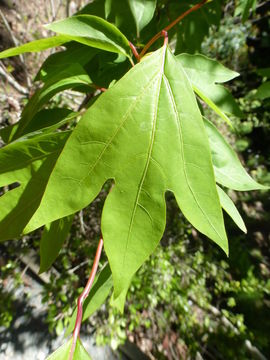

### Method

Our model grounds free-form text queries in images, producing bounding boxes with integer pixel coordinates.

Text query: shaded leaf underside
[24,45,227,299]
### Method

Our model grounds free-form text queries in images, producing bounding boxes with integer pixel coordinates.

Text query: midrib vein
[80,70,160,184]
[122,47,167,269]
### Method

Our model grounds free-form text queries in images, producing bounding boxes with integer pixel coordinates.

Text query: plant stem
[161,30,168,46]
[139,0,208,58]
[129,41,140,62]
[68,238,104,360]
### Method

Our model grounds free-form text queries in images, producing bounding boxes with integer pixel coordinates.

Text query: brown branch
[0,62,29,95]
[68,238,104,360]
[0,9,31,88]
[139,0,208,58]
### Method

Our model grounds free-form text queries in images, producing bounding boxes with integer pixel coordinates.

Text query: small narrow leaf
[217,186,247,233]
[46,338,92,360]
[24,46,228,299]
[204,118,267,191]
[128,0,157,37]
[241,0,257,22]
[40,215,74,273]
[0,36,68,59]
[66,264,113,336]
[45,15,132,58]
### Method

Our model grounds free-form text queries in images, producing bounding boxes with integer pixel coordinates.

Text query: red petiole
[68,238,104,360]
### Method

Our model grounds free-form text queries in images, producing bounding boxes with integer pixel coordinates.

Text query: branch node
[161,30,168,45]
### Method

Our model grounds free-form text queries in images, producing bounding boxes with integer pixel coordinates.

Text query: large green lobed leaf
[24,45,227,301]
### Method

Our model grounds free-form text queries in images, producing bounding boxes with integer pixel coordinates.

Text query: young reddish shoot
[161,30,168,46]
[94,84,107,92]
[68,238,104,360]
[129,41,140,63]
[139,0,208,58]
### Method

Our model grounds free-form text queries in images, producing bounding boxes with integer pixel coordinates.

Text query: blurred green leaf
[128,0,157,37]
[46,338,92,359]
[256,82,270,100]
[40,215,74,273]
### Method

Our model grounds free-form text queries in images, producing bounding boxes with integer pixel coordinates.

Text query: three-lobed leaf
[23,46,228,302]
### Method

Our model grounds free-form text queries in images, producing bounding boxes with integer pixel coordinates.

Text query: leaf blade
[177,53,243,122]
[0,36,68,59]
[217,186,247,233]
[45,15,132,58]
[0,132,70,242]
[46,338,92,360]
[204,117,267,191]
[25,46,228,299]
[40,215,74,273]
[128,0,157,37]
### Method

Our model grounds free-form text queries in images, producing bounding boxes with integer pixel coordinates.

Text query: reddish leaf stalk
[161,30,168,46]
[94,84,107,92]
[129,41,140,62]
[68,238,104,360]
[139,0,208,58]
